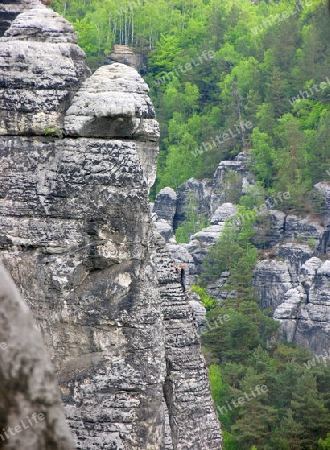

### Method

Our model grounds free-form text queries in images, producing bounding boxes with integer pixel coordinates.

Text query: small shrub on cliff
[44,127,63,138]
[191,285,216,310]
[175,192,209,243]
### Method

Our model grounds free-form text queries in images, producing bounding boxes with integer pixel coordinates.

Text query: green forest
[197,211,330,449]
[51,0,330,448]
[52,0,330,206]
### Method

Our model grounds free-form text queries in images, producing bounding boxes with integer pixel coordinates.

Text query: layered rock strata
[155,234,222,449]
[0,3,222,449]
[255,255,330,355]
[0,6,90,136]
[0,0,40,37]
[155,158,330,355]
[0,264,75,450]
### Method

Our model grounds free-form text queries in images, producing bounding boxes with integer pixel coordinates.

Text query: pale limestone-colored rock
[167,242,195,287]
[0,0,41,37]
[0,7,90,136]
[64,63,158,140]
[256,255,330,354]
[314,181,330,230]
[0,4,222,447]
[64,63,159,188]
[274,287,307,340]
[155,219,173,243]
[191,224,224,247]
[210,156,255,214]
[155,235,222,449]
[0,264,75,450]
[0,133,167,449]
[210,202,238,225]
[309,261,330,308]
[278,243,314,270]
[187,291,207,334]
[175,178,212,229]
[283,214,324,244]
[254,260,293,310]
[252,209,286,248]
[4,6,77,42]
[154,186,177,228]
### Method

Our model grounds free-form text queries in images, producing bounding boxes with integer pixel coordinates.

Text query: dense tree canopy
[52,0,330,206]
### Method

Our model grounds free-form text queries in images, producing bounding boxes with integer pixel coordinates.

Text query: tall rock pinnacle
[0,2,222,448]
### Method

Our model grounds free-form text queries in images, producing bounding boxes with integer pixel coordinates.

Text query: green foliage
[175,192,209,243]
[319,433,330,449]
[296,234,304,244]
[308,238,318,249]
[190,285,216,310]
[208,364,224,405]
[51,2,330,446]
[44,127,63,138]
[200,212,330,448]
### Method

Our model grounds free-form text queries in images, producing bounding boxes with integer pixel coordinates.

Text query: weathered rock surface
[0,2,222,449]
[106,45,143,72]
[252,210,286,249]
[64,63,159,187]
[210,203,238,225]
[155,219,174,242]
[314,181,330,229]
[0,5,90,136]
[0,0,40,37]
[156,157,330,356]
[174,178,212,229]
[155,235,222,449]
[187,291,207,334]
[255,254,330,354]
[210,154,255,214]
[0,133,166,449]
[0,264,75,450]
[154,187,177,227]
[254,260,293,310]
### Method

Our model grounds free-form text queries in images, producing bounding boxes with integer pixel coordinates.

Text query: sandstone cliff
[0,2,222,449]
[154,154,330,356]
[0,264,75,450]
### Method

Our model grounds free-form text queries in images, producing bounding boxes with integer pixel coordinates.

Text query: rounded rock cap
[3,6,78,43]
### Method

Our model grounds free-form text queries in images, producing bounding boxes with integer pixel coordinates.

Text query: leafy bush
[175,192,209,243]
[191,285,216,309]
[44,127,63,138]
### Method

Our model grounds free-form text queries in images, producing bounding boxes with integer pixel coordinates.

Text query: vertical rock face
[0,264,75,450]
[155,155,330,356]
[258,256,330,355]
[155,235,222,449]
[63,63,159,188]
[0,2,222,449]
[174,178,212,230]
[0,0,40,37]
[0,6,90,136]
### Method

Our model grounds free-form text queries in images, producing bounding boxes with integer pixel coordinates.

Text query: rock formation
[0,2,222,449]
[0,0,40,37]
[154,154,330,356]
[106,45,143,72]
[0,264,75,450]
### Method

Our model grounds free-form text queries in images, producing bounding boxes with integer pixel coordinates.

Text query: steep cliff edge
[0,264,75,450]
[154,154,330,356]
[0,3,222,449]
